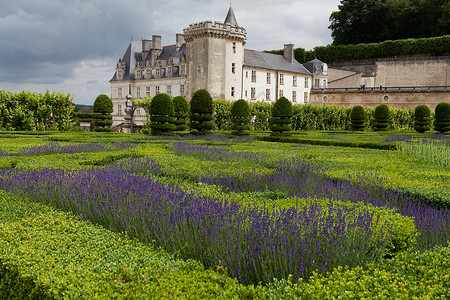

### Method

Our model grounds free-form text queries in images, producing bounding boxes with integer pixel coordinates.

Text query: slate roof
[244,49,312,75]
[224,7,239,27]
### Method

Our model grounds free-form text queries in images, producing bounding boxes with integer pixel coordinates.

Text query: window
[145,69,151,78]
[232,63,235,74]
[314,79,320,88]
[279,74,284,85]
[245,90,248,97]
[167,66,172,77]
[197,65,202,75]
[265,89,270,101]
[167,85,171,96]
[155,68,160,77]
[251,87,256,100]
[136,87,140,98]
[231,87,235,97]
[118,88,122,98]
[232,42,236,53]
[266,73,271,84]
[136,109,140,116]
[180,65,186,76]
[180,84,185,96]
[251,71,256,82]
[292,91,297,103]
[304,92,308,102]
[279,90,284,97]
[156,86,160,94]
[118,104,122,115]
[305,78,309,88]
[146,87,151,97]
[293,76,297,87]
[246,71,248,78]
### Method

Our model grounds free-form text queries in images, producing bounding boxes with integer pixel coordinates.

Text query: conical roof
[224,6,238,27]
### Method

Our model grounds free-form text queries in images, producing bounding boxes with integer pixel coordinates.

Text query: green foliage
[190,90,215,134]
[150,93,175,135]
[397,139,450,170]
[230,99,251,135]
[172,96,190,132]
[374,104,390,131]
[414,105,432,133]
[269,97,293,134]
[249,101,272,131]
[433,102,450,133]
[213,99,232,131]
[93,94,113,114]
[0,90,74,131]
[351,105,366,131]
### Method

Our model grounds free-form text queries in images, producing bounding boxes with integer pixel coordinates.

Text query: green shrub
[269,97,293,134]
[374,104,390,131]
[414,105,432,133]
[190,90,214,134]
[150,93,175,135]
[214,99,233,131]
[172,96,189,132]
[93,94,113,114]
[230,99,251,135]
[433,102,450,133]
[351,105,366,131]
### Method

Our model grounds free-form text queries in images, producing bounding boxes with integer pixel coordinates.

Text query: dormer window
[155,68,160,78]
[167,66,172,77]
[180,65,186,76]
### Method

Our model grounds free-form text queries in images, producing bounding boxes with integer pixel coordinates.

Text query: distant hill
[73,104,94,113]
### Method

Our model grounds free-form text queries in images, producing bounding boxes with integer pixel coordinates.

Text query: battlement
[183,20,247,38]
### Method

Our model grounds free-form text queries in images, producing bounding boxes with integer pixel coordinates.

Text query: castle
[109,7,328,127]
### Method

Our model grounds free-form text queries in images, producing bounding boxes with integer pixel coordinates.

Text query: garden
[0,90,449,298]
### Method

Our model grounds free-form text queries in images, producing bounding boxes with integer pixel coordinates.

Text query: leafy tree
[190,89,214,134]
[150,93,175,135]
[433,102,450,133]
[230,99,251,135]
[172,96,190,132]
[269,97,293,134]
[414,105,432,133]
[93,94,113,114]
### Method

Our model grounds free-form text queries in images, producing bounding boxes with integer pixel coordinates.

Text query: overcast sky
[0,0,341,105]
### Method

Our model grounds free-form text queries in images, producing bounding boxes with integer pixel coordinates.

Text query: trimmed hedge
[190,90,215,134]
[172,96,190,132]
[433,102,450,133]
[230,99,251,135]
[351,105,366,131]
[93,94,113,114]
[414,105,432,133]
[374,104,390,131]
[150,93,175,135]
[269,97,293,134]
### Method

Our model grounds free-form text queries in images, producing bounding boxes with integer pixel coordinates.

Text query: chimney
[152,35,162,50]
[284,44,294,64]
[176,33,185,51]
[142,39,152,60]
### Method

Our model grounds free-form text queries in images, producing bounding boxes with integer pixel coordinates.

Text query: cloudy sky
[0,0,341,105]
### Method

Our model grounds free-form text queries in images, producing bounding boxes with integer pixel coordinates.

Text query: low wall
[310,88,450,110]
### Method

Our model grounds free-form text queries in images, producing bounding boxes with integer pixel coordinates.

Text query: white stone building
[110,7,328,127]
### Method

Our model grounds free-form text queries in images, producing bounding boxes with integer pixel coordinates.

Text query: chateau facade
[109,8,328,126]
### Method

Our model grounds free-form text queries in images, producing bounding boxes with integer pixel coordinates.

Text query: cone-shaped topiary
[93,94,113,114]
[374,104,390,131]
[230,99,251,135]
[172,96,190,132]
[350,105,366,131]
[190,89,214,134]
[269,97,293,134]
[433,102,450,133]
[414,105,432,133]
[150,93,175,135]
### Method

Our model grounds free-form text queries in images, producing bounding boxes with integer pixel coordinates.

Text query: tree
[350,105,366,131]
[93,94,113,114]
[413,105,431,133]
[230,99,251,135]
[150,93,175,135]
[190,89,214,134]
[269,97,293,134]
[373,104,390,131]
[172,96,190,132]
[433,102,450,133]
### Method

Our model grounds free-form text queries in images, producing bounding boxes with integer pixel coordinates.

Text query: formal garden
[0,90,449,298]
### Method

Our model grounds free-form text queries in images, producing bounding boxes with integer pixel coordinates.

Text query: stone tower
[183,7,246,100]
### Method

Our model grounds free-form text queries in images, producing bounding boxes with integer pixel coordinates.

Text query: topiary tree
[92,94,113,132]
[269,97,293,134]
[190,89,214,134]
[433,102,450,133]
[93,94,113,114]
[150,93,175,135]
[414,105,432,133]
[373,104,390,131]
[350,105,366,131]
[230,99,251,135]
[172,96,190,132]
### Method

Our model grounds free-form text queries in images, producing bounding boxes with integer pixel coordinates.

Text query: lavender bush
[0,157,390,285]
[201,159,450,250]
[8,142,138,156]
[171,142,267,164]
